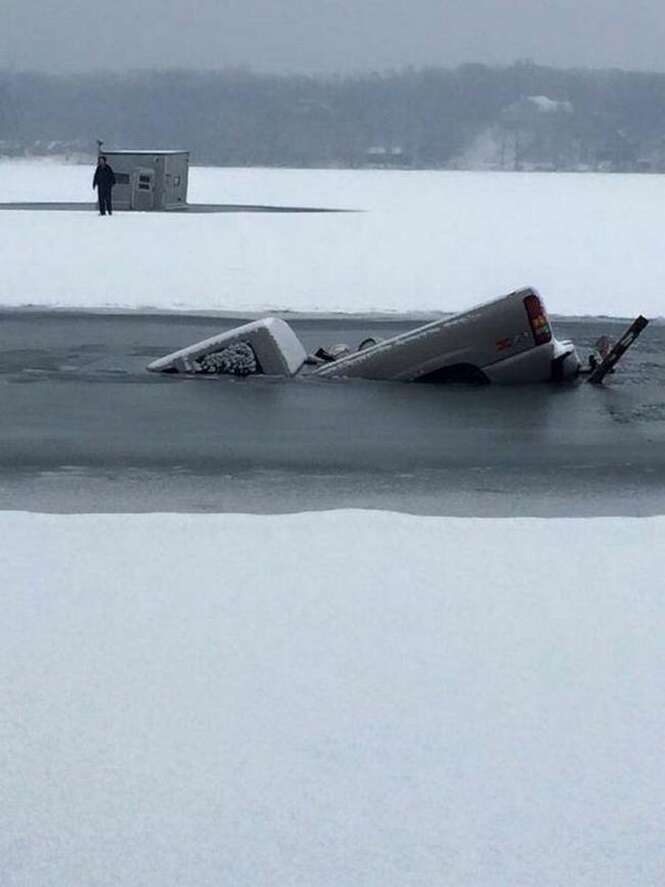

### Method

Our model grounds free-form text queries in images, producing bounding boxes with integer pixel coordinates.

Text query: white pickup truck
[147,287,581,385]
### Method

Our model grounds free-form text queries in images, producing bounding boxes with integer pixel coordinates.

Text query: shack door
[131,168,155,210]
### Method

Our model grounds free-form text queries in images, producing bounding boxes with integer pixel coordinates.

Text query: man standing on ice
[93,156,116,216]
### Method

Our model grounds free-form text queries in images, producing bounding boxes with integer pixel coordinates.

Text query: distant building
[523,95,573,114]
[100,149,189,210]
[363,146,410,168]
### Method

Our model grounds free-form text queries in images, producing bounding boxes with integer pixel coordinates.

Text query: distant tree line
[3,62,665,170]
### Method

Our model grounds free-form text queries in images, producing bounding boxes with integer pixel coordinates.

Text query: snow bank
[2,510,664,886]
[2,162,665,317]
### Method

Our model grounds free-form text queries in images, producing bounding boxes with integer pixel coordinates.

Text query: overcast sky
[4,0,665,75]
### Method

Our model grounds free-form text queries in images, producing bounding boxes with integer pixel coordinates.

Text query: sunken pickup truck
[147,287,582,384]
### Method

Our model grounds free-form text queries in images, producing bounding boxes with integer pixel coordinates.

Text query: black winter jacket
[93,164,116,191]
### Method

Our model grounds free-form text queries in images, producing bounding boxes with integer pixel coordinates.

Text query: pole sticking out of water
[586,315,649,384]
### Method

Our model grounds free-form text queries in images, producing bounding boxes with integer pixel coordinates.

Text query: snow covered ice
[2,511,665,886]
[2,160,665,318]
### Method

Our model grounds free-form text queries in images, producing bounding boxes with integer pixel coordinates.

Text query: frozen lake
[2,162,664,887]
[3,509,665,887]
[2,160,665,318]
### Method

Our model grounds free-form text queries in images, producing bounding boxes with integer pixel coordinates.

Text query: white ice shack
[101,150,189,210]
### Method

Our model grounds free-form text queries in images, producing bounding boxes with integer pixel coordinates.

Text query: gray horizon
[4,0,665,76]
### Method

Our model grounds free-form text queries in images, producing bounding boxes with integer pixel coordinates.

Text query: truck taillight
[524,293,552,346]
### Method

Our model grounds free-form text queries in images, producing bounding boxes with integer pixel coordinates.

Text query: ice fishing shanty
[0,147,344,214]
[99,149,189,211]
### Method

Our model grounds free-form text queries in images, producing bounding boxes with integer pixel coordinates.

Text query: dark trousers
[98,188,113,215]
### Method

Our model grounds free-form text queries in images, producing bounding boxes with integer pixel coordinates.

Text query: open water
[1,310,663,515]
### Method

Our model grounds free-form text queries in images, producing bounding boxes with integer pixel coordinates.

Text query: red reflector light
[523,293,552,345]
